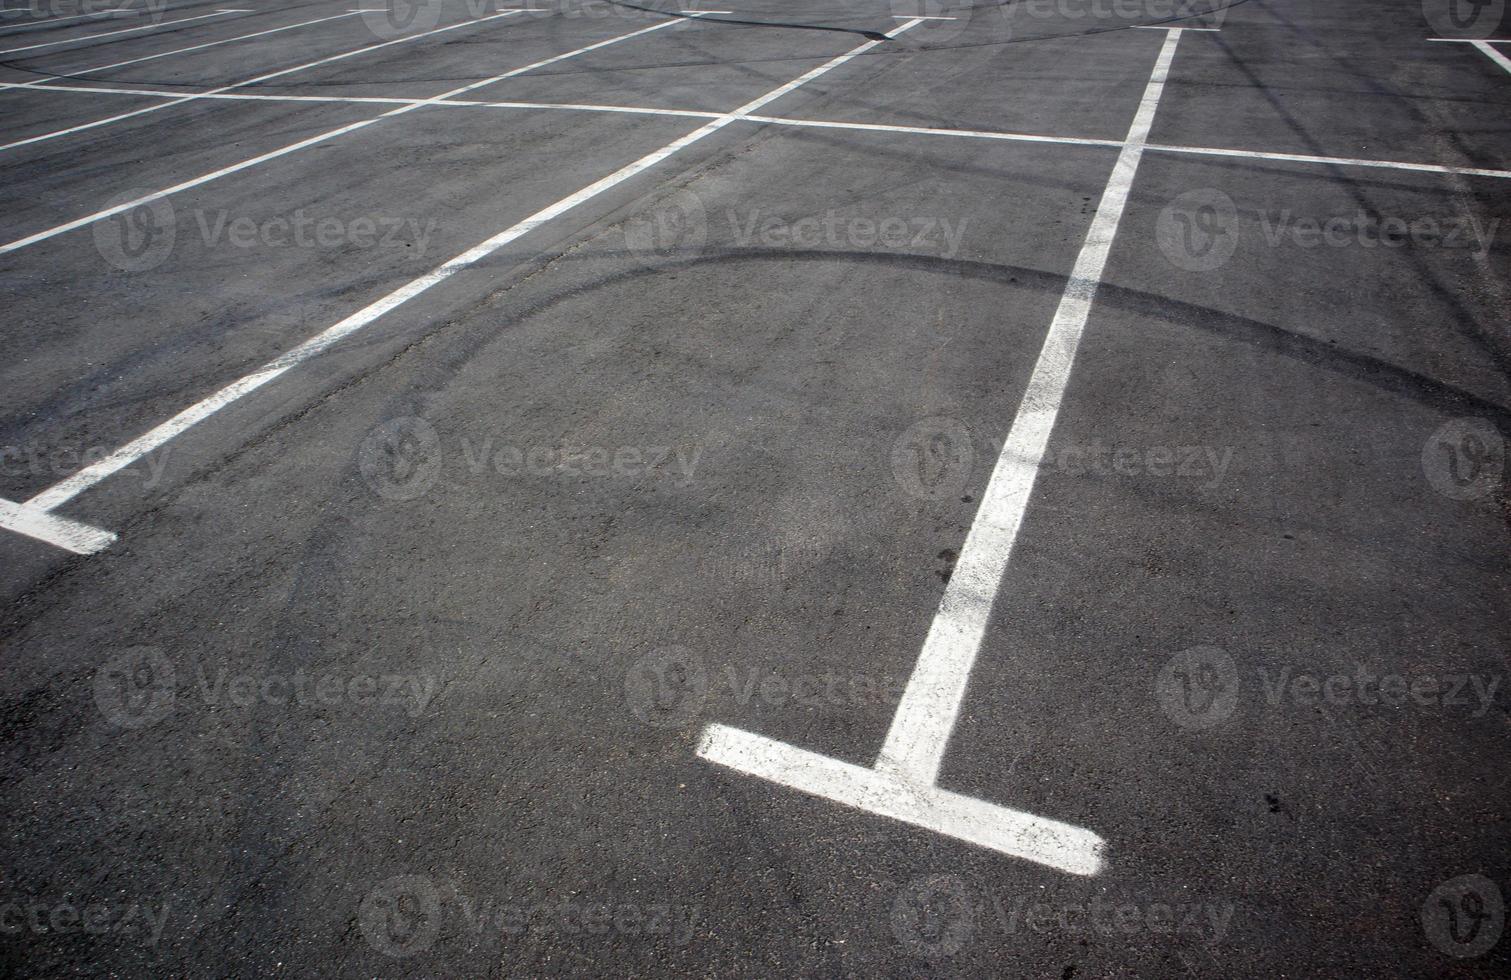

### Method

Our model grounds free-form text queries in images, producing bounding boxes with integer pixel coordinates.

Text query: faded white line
[0,496,115,554]
[0,8,243,55]
[1145,142,1511,179]
[0,6,135,35]
[24,22,907,514]
[877,26,1184,783]
[740,112,1124,148]
[14,78,1505,180]
[14,9,364,84]
[0,9,524,154]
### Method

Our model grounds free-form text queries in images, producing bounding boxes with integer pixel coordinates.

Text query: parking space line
[13,76,1507,181]
[0,13,716,252]
[0,496,115,555]
[20,20,919,518]
[699,27,1190,874]
[8,9,366,86]
[0,6,135,36]
[1144,142,1511,179]
[0,8,525,155]
[0,7,244,55]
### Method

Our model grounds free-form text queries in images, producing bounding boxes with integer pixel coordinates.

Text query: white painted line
[0,8,242,54]
[22,20,904,516]
[697,28,1184,873]
[0,13,721,251]
[0,496,115,555]
[878,26,1183,783]
[1468,39,1511,75]
[698,724,1105,875]
[1425,37,1511,41]
[740,112,1124,148]
[15,10,365,83]
[1144,142,1511,179]
[1134,23,1217,30]
[8,73,1511,181]
[0,7,135,35]
[0,9,524,155]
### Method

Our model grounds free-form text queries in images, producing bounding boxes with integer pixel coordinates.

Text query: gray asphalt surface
[0,0,1508,975]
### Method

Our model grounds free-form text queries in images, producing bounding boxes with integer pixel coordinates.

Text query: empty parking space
[0,0,1507,974]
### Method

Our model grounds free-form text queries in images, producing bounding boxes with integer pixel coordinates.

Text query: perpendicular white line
[1144,142,1511,179]
[0,496,115,555]
[23,23,912,514]
[0,9,525,155]
[0,8,239,55]
[697,724,1106,876]
[876,27,1185,785]
[8,74,1508,182]
[1426,37,1511,41]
